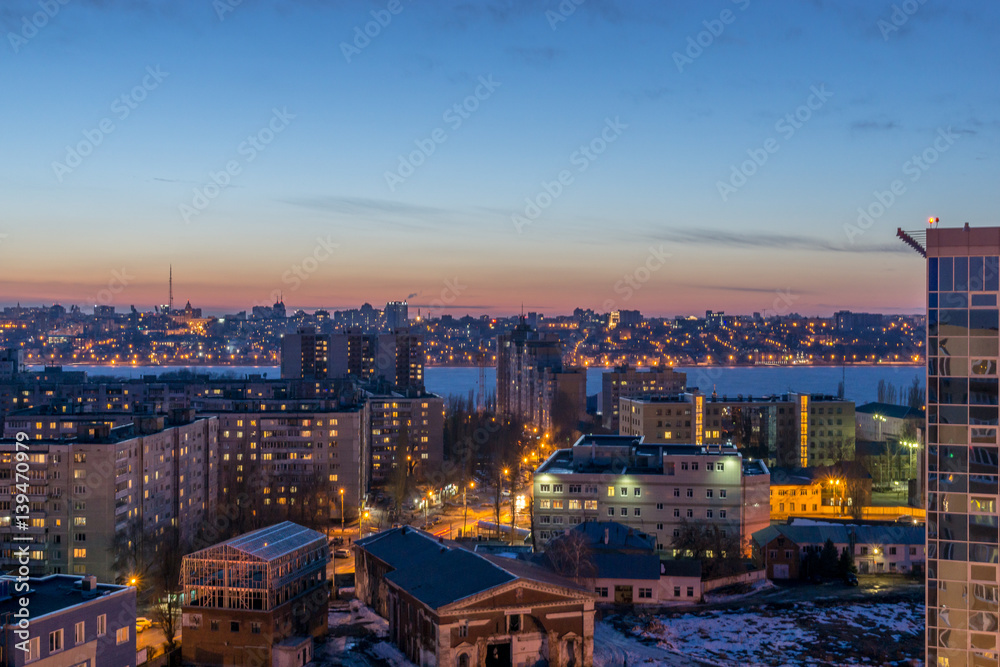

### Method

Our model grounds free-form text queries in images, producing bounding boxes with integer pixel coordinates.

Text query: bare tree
[877,379,898,405]
[906,377,925,410]
[545,530,597,580]
[151,527,185,650]
[671,520,744,579]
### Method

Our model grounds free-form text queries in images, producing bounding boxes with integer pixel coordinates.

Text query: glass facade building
[924,226,1000,667]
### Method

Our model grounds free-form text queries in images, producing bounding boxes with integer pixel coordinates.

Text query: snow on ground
[593,622,704,667]
[702,578,775,604]
[608,598,925,667]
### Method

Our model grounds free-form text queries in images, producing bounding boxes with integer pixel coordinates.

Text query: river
[30,364,923,407]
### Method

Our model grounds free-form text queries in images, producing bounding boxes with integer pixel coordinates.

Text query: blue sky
[1,0,997,316]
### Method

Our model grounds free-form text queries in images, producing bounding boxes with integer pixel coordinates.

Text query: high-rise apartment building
[496,323,586,430]
[384,301,408,331]
[281,328,424,391]
[902,224,1000,667]
[361,392,444,491]
[0,413,218,582]
[279,326,329,380]
[208,406,363,521]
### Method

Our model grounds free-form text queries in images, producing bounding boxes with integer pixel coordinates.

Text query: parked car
[334,548,351,559]
[135,617,154,633]
[844,572,859,586]
[330,536,345,546]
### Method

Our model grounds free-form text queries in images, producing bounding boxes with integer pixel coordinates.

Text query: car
[330,536,345,546]
[334,548,351,559]
[135,617,154,633]
[844,572,859,586]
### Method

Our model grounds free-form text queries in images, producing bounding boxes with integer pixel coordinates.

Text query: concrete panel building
[600,365,686,431]
[0,413,218,582]
[0,574,136,667]
[620,391,855,468]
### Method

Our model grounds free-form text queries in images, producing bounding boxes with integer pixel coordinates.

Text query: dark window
[939,257,953,291]
[986,256,1000,291]
[955,256,969,291]
[971,256,985,291]
[231,621,240,632]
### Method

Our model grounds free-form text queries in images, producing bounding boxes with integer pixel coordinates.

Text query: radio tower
[169,264,174,313]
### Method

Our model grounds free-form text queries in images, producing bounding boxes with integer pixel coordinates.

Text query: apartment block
[619,392,855,468]
[0,413,218,582]
[496,323,586,431]
[208,406,363,520]
[281,328,425,391]
[0,574,136,667]
[532,435,770,554]
[601,365,686,431]
[361,392,444,491]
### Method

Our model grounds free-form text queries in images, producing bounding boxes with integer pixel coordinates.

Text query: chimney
[604,528,609,545]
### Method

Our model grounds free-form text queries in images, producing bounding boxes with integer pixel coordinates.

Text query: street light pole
[463,481,474,538]
[339,488,345,533]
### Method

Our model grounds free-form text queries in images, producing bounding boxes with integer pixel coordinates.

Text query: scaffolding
[181,521,328,612]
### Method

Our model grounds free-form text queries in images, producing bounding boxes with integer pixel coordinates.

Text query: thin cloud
[681,284,814,295]
[851,119,899,132]
[507,47,563,67]
[645,228,910,254]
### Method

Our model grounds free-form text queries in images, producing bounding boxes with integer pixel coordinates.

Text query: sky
[1,0,998,318]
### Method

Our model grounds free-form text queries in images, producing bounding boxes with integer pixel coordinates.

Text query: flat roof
[0,575,130,619]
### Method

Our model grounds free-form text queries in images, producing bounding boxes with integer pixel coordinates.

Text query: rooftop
[856,402,925,420]
[357,527,588,610]
[0,575,131,620]
[753,523,925,547]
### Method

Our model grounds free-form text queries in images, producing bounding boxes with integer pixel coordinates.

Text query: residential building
[0,350,23,382]
[531,435,770,555]
[496,323,586,431]
[619,392,855,468]
[600,365,686,431]
[753,522,925,579]
[280,327,329,380]
[384,301,408,331]
[0,413,217,582]
[355,527,596,667]
[376,329,424,390]
[900,223,1000,666]
[0,574,136,667]
[361,392,444,490]
[208,407,363,522]
[282,328,424,391]
[180,522,329,667]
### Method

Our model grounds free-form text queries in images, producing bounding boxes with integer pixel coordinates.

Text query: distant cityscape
[1,298,924,369]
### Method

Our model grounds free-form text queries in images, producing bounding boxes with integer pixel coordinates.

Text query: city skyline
[3,1,998,316]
